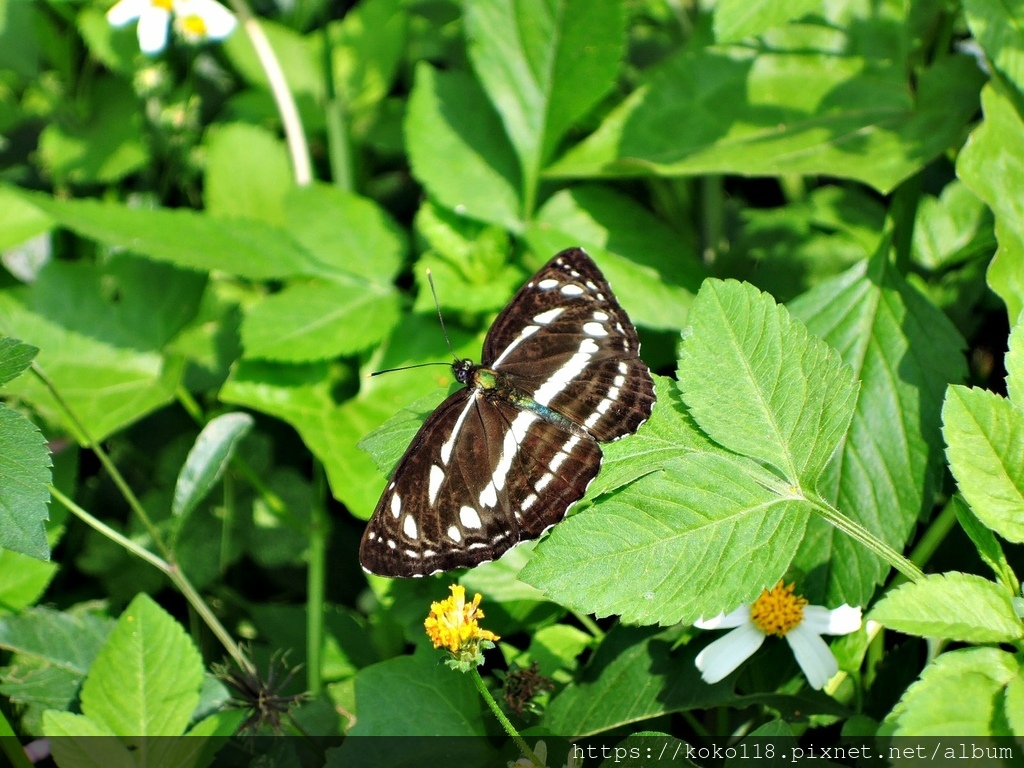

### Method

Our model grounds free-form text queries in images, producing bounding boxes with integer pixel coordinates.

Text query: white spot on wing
[561,284,584,296]
[533,307,564,325]
[428,464,445,504]
[483,412,537,506]
[405,549,420,558]
[593,311,609,321]
[403,515,418,539]
[533,338,599,406]
[460,506,482,529]
[522,493,537,510]
[447,525,462,542]
[390,494,401,518]
[491,325,540,366]
[538,278,558,289]
[583,322,607,337]
[550,451,568,472]
[536,473,554,491]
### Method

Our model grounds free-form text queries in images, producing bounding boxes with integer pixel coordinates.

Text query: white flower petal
[694,605,750,630]
[695,622,765,684]
[137,6,171,52]
[195,0,236,37]
[785,624,838,690]
[106,0,149,26]
[801,604,862,635]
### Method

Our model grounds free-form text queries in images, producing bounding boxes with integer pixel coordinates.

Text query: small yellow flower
[425,584,499,671]
[695,580,862,690]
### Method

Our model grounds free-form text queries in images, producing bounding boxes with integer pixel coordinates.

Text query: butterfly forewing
[360,247,656,578]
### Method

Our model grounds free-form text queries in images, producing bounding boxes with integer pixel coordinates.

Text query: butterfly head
[452,358,477,385]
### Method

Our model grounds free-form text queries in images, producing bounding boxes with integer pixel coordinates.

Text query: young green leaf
[172,412,254,520]
[789,252,965,606]
[0,548,57,611]
[1006,312,1024,407]
[0,404,50,560]
[870,572,1024,643]
[78,594,204,737]
[405,63,522,231]
[957,84,1024,323]
[954,496,1017,589]
[942,385,1024,543]
[886,647,1020,736]
[678,279,858,488]
[0,336,37,386]
[464,0,624,211]
[713,0,820,43]
[962,0,1024,95]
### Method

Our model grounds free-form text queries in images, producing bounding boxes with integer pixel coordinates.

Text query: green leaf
[223,18,324,104]
[204,123,293,224]
[79,593,204,737]
[172,412,254,520]
[912,181,993,271]
[1006,311,1024,407]
[942,385,1024,543]
[357,388,451,477]
[282,184,407,287]
[77,7,138,75]
[0,607,114,712]
[0,404,50,560]
[954,496,1016,587]
[714,0,821,42]
[0,548,57,611]
[957,84,1024,323]
[888,647,1019,736]
[550,50,982,194]
[0,335,37,386]
[1006,674,1024,736]
[522,454,810,625]
[870,572,1024,643]
[43,712,125,757]
[37,78,147,185]
[17,192,325,280]
[347,648,488,736]
[789,253,965,606]
[464,0,624,207]
[0,186,52,253]
[405,63,522,231]
[962,0,1024,96]
[679,279,858,487]
[240,280,401,362]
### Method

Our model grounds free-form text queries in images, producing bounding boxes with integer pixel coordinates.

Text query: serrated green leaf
[283,184,407,287]
[17,192,325,280]
[550,50,982,194]
[888,647,1019,736]
[204,123,293,224]
[44,713,128,764]
[240,280,400,362]
[789,252,965,606]
[954,496,1015,587]
[679,279,858,487]
[957,84,1024,323]
[1006,312,1024,407]
[870,572,1023,643]
[0,335,37,386]
[522,454,810,625]
[357,388,451,477]
[0,404,50,560]
[405,63,522,231]
[714,0,821,42]
[172,412,254,519]
[464,0,624,204]
[80,593,204,737]
[942,385,1024,543]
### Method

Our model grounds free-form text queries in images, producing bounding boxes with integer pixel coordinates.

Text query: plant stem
[223,0,312,185]
[572,611,604,641]
[0,709,34,768]
[470,669,542,767]
[808,492,925,583]
[306,460,329,695]
[32,364,170,560]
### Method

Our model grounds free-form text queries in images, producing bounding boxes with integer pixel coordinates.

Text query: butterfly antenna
[427,269,458,361]
[370,361,452,377]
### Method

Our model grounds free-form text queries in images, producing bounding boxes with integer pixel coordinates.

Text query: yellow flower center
[749,581,807,637]
[424,584,499,654]
[178,13,207,36]
[151,0,173,10]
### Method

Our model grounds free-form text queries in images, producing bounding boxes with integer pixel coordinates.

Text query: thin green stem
[322,23,354,192]
[699,175,725,268]
[222,0,312,185]
[572,611,604,641]
[470,669,542,767]
[50,485,255,676]
[0,708,34,768]
[220,472,235,574]
[33,364,170,560]
[306,460,329,695]
[808,492,925,583]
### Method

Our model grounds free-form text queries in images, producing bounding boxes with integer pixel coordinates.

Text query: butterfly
[360,247,656,578]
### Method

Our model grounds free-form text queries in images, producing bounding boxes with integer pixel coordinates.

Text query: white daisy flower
[694,581,862,690]
[173,0,237,46]
[106,0,174,54]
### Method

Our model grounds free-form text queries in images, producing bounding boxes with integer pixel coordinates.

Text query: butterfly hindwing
[360,247,655,578]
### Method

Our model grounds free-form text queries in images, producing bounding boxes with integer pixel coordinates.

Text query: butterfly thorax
[453,359,589,439]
